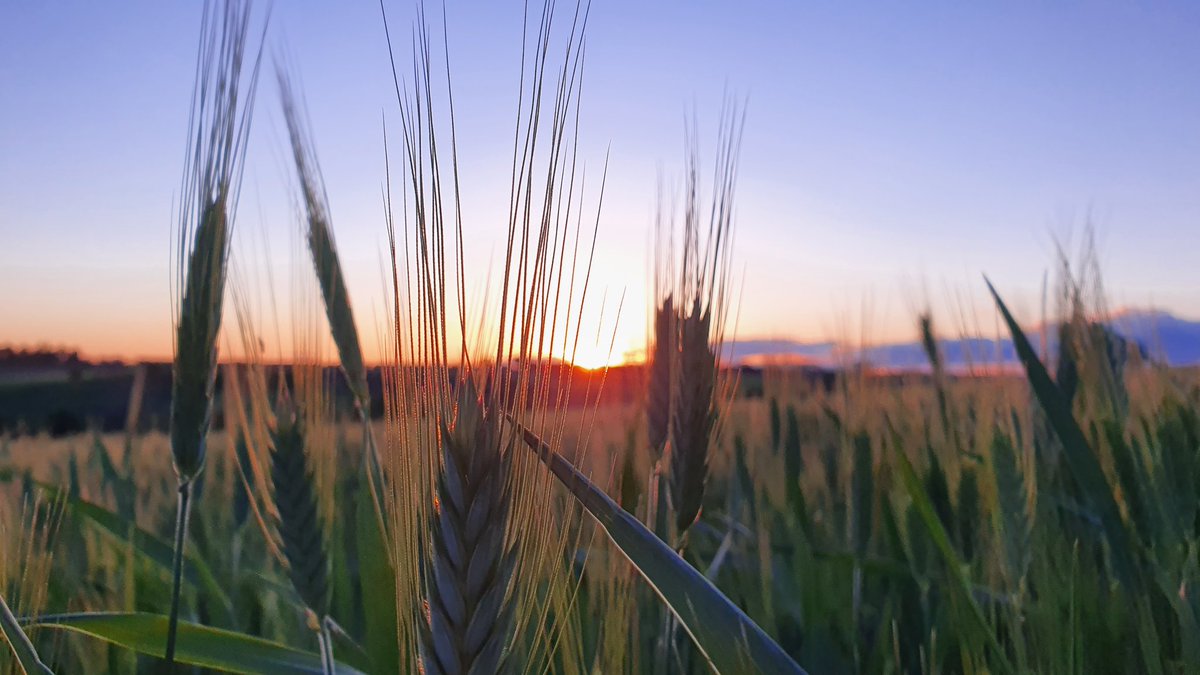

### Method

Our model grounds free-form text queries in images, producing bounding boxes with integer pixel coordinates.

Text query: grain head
[277,70,371,412]
[270,405,331,621]
[171,0,262,483]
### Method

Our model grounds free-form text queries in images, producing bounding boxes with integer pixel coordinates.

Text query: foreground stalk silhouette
[165,0,261,665]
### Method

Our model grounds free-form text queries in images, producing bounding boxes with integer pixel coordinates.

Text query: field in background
[5,351,1200,673]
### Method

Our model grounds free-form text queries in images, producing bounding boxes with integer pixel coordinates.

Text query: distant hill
[721,340,837,367]
[724,308,1200,371]
[1110,309,1200,366]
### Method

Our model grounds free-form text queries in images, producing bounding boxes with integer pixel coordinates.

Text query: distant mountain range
[724,309,1200,371]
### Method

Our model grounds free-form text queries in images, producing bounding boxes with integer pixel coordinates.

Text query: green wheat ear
[277,71,387,564]
[165,0,262,664]
[172,201,228,482]
[851,432,874,557]
[269,404,336,673]
[277,71,370,410]
[270,410,331,619]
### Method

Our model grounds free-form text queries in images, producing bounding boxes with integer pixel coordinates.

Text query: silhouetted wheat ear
[270,410,331,619]
[669,299,716,534]
[277,73,370,409]
[308,217,369,407]
[166,0,260,662]
[422,382,517,675]
[646,296,675,457]
[172,201,228,482]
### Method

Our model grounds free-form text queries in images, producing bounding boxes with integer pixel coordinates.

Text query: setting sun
[571,342,624,371]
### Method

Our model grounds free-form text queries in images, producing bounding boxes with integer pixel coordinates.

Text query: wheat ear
[668,300,716,534]
[276,71,390,572]
[269,407,335,674]
[166,0,261,663]
[422,381,517,675]
[276,71,370,410]
[270,409,331,620]
[661,107,743,539]
[646,296,675,458]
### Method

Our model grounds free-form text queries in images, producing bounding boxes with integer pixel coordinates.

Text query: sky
[1,1,1198,366]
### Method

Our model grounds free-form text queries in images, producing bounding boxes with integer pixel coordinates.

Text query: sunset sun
[570,343,623,371]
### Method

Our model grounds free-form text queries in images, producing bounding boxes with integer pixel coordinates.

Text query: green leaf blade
[34,482,234,620]
[895,449,1013,674]
[356,472,400,675]
[984,278,1140,591]
[27,612,363,675]
[1,592,54,675]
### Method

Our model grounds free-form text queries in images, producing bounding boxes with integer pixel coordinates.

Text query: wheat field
[3,1,1200,674]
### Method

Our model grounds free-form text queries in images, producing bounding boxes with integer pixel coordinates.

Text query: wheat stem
[164,480,192,666]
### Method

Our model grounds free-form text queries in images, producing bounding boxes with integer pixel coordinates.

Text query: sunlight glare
[571,342,621,370]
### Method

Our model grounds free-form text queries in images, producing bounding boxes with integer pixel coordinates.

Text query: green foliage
[32,480,233,619]
[896,450,1014,673]
[517,423,807,675]
[991,430,1032,592]
[987,278,1141,591]
[355,476,398,675]
[14,353,1200,673]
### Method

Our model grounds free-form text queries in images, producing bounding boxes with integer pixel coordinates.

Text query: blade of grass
[26,612,365,675]
[1,592,54,675]
[29,481,233,619]
[895,449,1013,674]
[984,277,1141,591]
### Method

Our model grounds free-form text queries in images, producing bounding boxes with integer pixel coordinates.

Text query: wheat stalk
[0,491,63,671]
[276,70,392,589]
[376,0,598,670]
[661,108,744,539]
[165,0,262,664]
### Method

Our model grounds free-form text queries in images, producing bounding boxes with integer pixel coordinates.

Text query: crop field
[4,1,1200,674]
[5,350,1200,674]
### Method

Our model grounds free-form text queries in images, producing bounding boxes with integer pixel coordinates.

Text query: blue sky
[2,1,1198,362]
